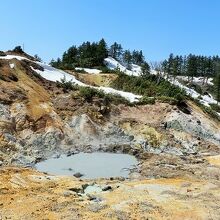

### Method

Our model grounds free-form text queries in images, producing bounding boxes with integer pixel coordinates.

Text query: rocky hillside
[0,50,220,219]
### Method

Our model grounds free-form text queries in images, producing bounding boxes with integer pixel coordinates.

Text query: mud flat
[36,152,138,179]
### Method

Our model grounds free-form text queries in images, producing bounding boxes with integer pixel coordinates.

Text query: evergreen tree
[167,53,174,77]
[13,46,24,53]
[132,50,145,65]
[140,62,150,78]
[214,62,220,103]
[187,54,197,82]
[109,42,123,60]
[96,38,108,65]
[34,54,42,62]
[123,50,132,69]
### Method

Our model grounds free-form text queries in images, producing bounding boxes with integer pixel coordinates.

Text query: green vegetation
[78,87,129,104]
[56,77,129,105]
[111,73,186,100]
[52,40,220,115]
[156,96,179,105]
[74,69,87,74]
[50,39,150,74]
[51,39,108,69]
[138,96,155,105]
[209,103,220,113]
[193,98,220,120]
[56,77,78,92]
[162,53,220,102]
[12,46,24,54]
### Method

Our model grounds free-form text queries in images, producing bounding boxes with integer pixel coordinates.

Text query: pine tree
[132,50,144,65]
[214,62,220,104]
[109,42,123,60]
[96,38,108,65]
[187,54,197,82]
[34,54,42,62]
[140,62,150,78]
[167,53,174,77]
[216,73,220,104]
[123,50,132,69]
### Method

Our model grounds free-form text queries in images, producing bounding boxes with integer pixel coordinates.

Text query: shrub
[111,74,186,99]
[99,66,117,73]
[157,96,177,105]
[56,77,78,92]
[104,93,129,105]
[74,68,87,73]
[78,87,106,101]
[77,86,129,104]
[0,51,6,56]
[137,96,155,105]
[210,103,220,113]
[194,98,220,120]
[13,46,24,54]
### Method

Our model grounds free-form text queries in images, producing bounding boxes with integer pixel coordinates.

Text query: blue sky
[1,0,220,62]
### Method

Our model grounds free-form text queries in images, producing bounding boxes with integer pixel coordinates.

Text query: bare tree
[150,61,164,83]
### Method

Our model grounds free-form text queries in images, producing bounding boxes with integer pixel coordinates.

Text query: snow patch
[1,53,218,106]
[32,63,86,86]
[169,78,217,106]
[0,55,28,61]
[98,87,141,103]
[9,63,15,69]
[75,67,102,74]
[32,63,141,102]
[177,76,214,86]
[104,57,142,76]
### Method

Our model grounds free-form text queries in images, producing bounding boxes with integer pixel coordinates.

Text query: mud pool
[36,152,138,179]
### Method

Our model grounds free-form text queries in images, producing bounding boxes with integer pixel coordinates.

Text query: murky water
[36,152,138,179]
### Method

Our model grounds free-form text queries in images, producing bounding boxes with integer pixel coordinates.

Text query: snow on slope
[0,55,29,61]
[170,78,217,106]
[75,67,101,74]
[0,54,218,106]
[104,56,219,107]
[104,57,142,76]
[34,64,141,102]
[0,54,140,103]
[34,63,86,86]
[177,76,214,86]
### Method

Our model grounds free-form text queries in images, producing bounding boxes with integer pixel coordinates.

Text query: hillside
[0,50,220,219]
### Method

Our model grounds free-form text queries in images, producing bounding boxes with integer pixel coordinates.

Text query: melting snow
[169,78,217,106]
[104,57,142,76]
[75,67,102,74]
[177,76,214,86]
[33,63,86,86]
[0,55,28,61]
[9,63,15,69]
[33,63,141,102]
[0,54,218,106]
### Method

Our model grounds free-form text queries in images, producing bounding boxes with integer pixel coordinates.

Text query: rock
[87,194,97,201]
[88,203,107,212]
[118,177,125,181]
[68,187,82,193]
[102,185,112,191]
[67,151,73,157]
[82,184,89,191]
[63,191,75,197]
[181,182,192,188]
[0,161,3,166]
[73,172,84,178]
[87,194,103,202]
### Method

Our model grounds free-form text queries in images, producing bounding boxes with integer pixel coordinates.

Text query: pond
[36,152,138,179]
